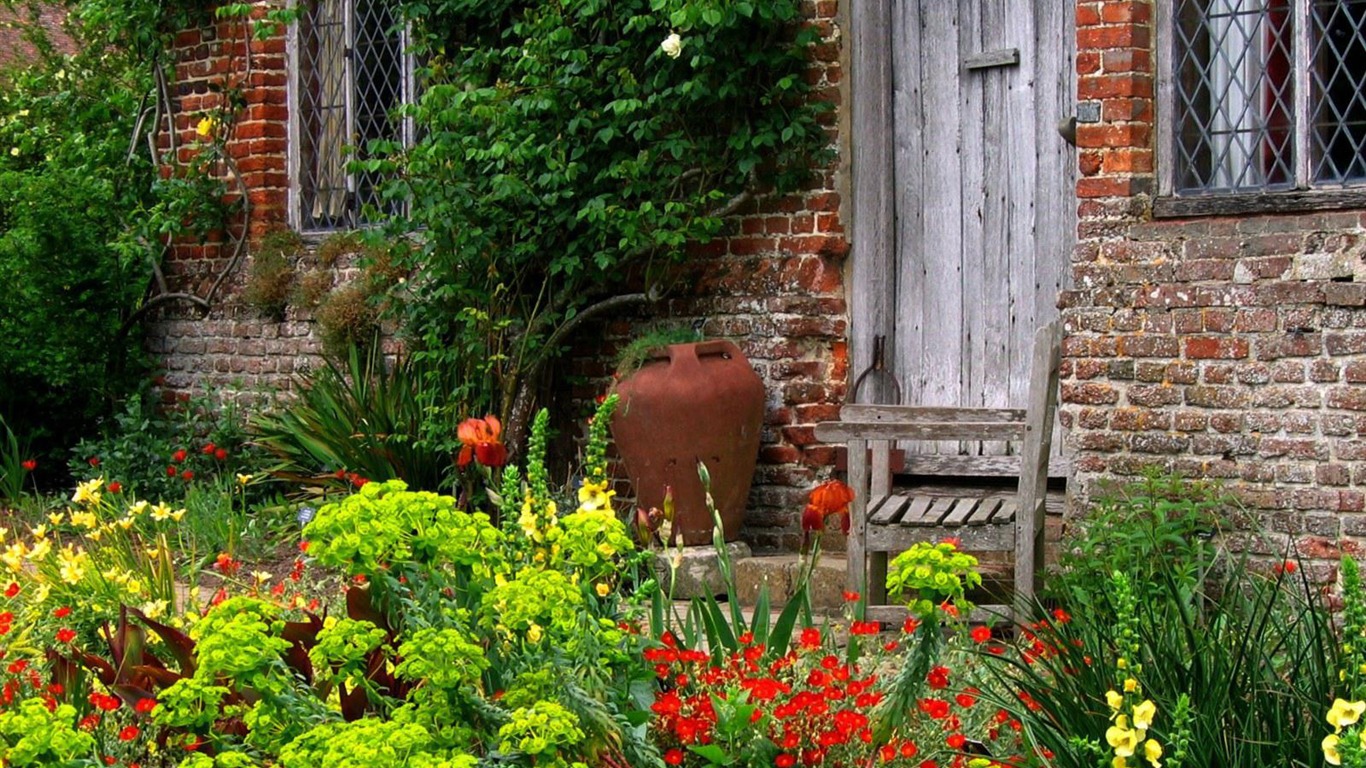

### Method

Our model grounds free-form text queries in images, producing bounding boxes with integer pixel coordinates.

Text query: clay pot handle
[666,341,734,374]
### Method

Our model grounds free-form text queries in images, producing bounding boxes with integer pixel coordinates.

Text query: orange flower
[457,415,508,468]
[802,480,855,534]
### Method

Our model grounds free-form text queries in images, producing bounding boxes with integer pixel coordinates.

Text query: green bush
[379,0,832,440]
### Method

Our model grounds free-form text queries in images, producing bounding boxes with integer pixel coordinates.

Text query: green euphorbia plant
[376,0,833,451]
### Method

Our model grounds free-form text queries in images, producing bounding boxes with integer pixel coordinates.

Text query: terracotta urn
[611,340,765,545]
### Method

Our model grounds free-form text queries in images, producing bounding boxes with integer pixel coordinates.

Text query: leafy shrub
[0,27,159,473]
[315,283,381,358]
[381,0,832,439]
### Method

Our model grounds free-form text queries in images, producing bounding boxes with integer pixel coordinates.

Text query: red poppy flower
[456,416,507,468]
[171,449,187,463]
[663,750,685,766]
[53,606,71,619]
[3,583,17,599]
[87,457,100,467]
[166,466,178,477]
[775,755,796,768]
[135,697,158,714]
[214,448,228,461]
[56,628,76,643]
[20,460,35,472]
[926,666,950,689]
[181,470,194,481]
[201,443,216,455]
[107,481,122,494]
[970,625,991,643]
[842,590,860,602]
[119,725,140,741]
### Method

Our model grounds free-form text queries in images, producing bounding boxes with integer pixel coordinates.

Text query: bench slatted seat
[815,321,1062,622]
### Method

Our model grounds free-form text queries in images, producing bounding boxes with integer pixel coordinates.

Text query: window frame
[1155,0,1366,217]
[286,0,417,233]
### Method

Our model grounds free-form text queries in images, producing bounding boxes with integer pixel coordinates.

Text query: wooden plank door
[851,0,1074,458]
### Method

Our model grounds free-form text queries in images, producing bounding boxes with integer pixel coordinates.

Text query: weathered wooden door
[851,1,1075,428]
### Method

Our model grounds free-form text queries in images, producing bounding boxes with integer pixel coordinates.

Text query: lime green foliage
[395,627,489,689]
[0,699,96,766]
[497,701,587,768]
[305,481,503,575]
[556,509,634,582]
[190,597,292,684]
[310,617,389,687]
[886,541,983,618]
[482,567,584,640]
[383,0,832,432]
[155,677,233,731]
[278,719,478,768]
[178,752,264,768]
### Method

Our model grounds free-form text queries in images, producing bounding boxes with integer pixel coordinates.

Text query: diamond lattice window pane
[1310,0,1366,184]
[1172,0,1296,193]
[296,0,408,230]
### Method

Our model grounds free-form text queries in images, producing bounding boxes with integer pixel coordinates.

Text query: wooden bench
[814,320,1062,621]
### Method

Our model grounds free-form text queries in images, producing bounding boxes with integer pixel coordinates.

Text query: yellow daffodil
[32,583,49,604]
[1106,715,1140,758]
[30,524,47,539]
[1124,677,1139,693]
[252,571,272,584]
[1112,758,1128,768]
[146,547,160,559]
[236,473,253,486]
[70,511,97,529]
[1,542,29,573]
[171,508,186,522]
[1117,657,1128,669]
[117,517,135,530]
[1132,699,1157,731]
[527,623,543,643]
[140,595,168,617]
[151,503,172,522]
[88,529,103,542]
[125,579,143,596]
[128,500,149,517]
[1144,738,1162,768]
[1324,733,1342,766]
[72,477,103,505]
[196,116,217,137]
[1328,698,1366,731]
[27,538,51,561]
[594,582,611,597]
[1106,690,1125,710]
[47,512,64,526]
[57,546,88,585]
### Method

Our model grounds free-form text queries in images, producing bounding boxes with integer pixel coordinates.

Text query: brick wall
[149,1,852,552]
[149,4,320,401]
[0,4,75,72]
[1067,0,1366,573]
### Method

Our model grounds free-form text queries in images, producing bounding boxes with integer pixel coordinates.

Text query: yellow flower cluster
[1105,675,1163,768]
[1323,698,1366,765]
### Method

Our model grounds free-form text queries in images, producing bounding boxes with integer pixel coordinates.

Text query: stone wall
[148,2,851,552]
[1066,0,1366,572]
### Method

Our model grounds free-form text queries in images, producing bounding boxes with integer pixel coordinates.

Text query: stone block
[655,542,753,600]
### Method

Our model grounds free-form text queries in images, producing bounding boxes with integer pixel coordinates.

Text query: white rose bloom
[661,32,683,59]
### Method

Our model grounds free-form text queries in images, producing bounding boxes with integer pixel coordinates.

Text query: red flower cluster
[20,459,35,472]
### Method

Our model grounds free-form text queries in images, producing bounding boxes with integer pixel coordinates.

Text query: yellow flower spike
[1324,733,1342,766]
[1106,690,1125,711]
[1106,716,1140,758]
[1144,739,1162,768]
[1327,698,1366,731]
[1123,678,1139,693]
[1132,699,1157,731]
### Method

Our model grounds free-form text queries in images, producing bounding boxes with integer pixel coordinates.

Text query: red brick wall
[149,2,851,551]
[1066,0,1366,572]
[0,4,75,72]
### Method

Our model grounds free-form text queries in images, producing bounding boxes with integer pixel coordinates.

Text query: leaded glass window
[1170,0,1366,194]
[293,0,412,230]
